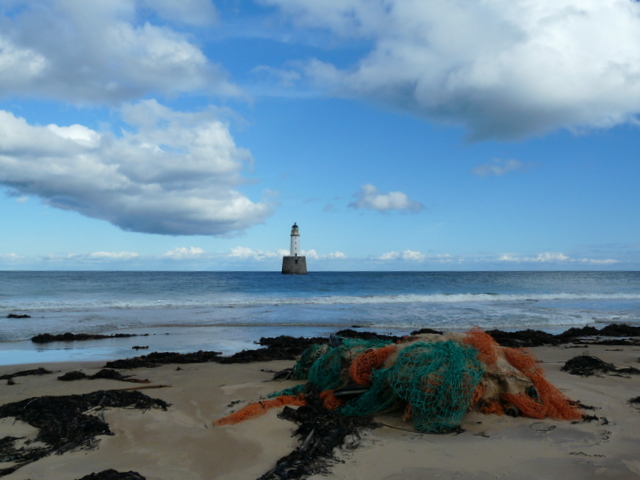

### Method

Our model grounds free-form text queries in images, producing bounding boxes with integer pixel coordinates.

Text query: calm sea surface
[1,271,639,365]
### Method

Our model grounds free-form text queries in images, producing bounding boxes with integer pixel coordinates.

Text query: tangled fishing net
[214,329,582,432]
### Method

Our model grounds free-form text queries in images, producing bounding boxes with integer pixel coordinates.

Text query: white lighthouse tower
[290,222,300,256]
[282,222,307,274]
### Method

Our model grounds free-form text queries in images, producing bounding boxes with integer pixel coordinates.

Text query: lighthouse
[282,223,308,274]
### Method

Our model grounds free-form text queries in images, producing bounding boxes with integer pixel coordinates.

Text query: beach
[1,338,640,480]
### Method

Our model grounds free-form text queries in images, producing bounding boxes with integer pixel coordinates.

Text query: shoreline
[1,330,640,479]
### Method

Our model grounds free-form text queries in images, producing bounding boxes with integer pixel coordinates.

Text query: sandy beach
[1,341,639,480]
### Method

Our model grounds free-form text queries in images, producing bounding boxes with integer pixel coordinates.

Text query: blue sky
[0,0,639,271]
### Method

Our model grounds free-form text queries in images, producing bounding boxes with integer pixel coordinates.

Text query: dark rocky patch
[629,396,640,405]
[6,314,30,319]
[0,390,168,477]
[31,333,145,344]
[76,469,146,480]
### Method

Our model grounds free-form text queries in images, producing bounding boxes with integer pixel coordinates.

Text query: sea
[1,271,639,366]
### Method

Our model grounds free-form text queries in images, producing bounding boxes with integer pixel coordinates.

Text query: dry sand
[1,344,639,480]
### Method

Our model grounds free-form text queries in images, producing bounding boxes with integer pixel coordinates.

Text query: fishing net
[340,341,485,432]
[501,347,582,420]
[214,330,583,432]
[304,338,393,391]
[213,394,306,426]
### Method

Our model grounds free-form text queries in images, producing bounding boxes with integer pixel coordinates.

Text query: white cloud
[0,253,22,261]
[262,0,640,139]
[498,252,619,264]
[472,158,533,177]
[302,249,346,260]
[140,0,217,26]
[0,0,237,104]
[164,247,205,259]
[0,103,273,236]
[42,251,139,263]
[87,251,139,260]
[377,251,458,263]
[228,246,286,260]
[349,184,424,213]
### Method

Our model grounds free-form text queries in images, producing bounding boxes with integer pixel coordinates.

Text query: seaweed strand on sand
[0,390,169,477]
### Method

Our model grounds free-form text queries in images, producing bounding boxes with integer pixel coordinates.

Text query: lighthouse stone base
[282,256,307,274]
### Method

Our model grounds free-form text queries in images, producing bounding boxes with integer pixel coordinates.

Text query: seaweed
[0,390,169,477]
[58,369,149,383]
[76,469,146,480]
[561,355,640,377]
[31,333,145,344]
[486,324,640,348]
[0,367,53,383]
[258,386,379,480]
[105,350,223,369]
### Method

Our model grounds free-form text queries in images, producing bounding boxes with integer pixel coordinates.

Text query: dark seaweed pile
[258,385,379,480]
[0,390,169,477]
[0,367,53,384]
[486,324,640,348]
[31,332,145,344]
[58,369,149,383]
[562,355,640,377]
[77,469,146,480]
[94,324,640,370]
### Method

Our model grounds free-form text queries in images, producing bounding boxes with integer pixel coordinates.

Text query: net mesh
[343,341,485,433]
[214,330,583,431]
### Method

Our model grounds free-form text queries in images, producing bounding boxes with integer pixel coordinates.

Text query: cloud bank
[262,0,640,139]
[349,184,424,213]
[0,101,272,236]
[0,0,236,104]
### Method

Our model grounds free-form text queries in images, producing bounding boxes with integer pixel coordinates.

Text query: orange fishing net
[463,328,499,365]
[213,394,306,426]
[320,389,345,410]
[348,345,397,386]
[501,347,582,420]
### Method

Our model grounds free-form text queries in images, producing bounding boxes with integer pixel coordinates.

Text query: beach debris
[213,330,586,480]
[0,367,53,384]
[629,396,640,408]
[0,390,169,477]
[76,469,146,480]
[31,332,146,344]
[561,355,640,377]
[215,330,583,433]
[58,369,150,383]
[6,313,30,319]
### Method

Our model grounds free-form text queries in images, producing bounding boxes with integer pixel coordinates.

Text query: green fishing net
[274,337,484,433]
[341,340,484,433]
